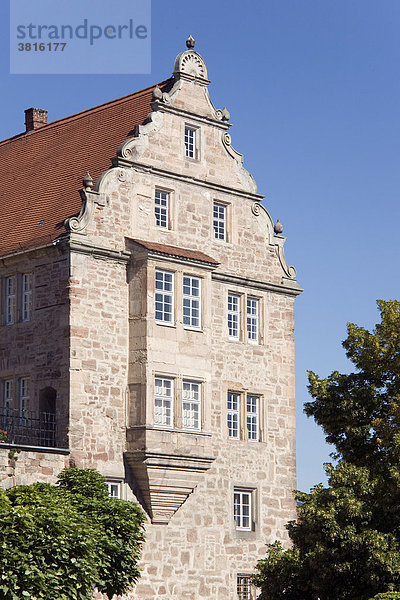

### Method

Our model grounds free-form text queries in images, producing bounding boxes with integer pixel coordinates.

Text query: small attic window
[37,219,45,226]
[184,125,199,160]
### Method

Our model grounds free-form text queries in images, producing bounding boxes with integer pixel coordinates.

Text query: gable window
[234,488,252,531]
[155,189,169,229]
[228,293,240,339]
[246,395,259,441]
[5,276,16,325]
[155,270,174,324]
[213,202,226,240]
[21,273,32,322]
[227,392,240,439]
[182,380,201,430]
[183,275,201,329]
[154,377,173,427]
[237,575,252,600]
[246,297,259,343]
[184,125,198,159]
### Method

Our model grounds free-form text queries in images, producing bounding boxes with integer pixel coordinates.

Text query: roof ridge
[0,78,173,148]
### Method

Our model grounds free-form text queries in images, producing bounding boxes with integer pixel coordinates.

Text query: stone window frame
[246,394,259,442]
[213,200,228,241]
[228,292,241,340]
[227,291,263,345]
[184,123,200,160]
[154,187,174,230]
[227,391,240,439]
[237,574,256,600]
[226,389,265,443]
[2,272,33,326]
[246,296,259,344]
[151,372,206,432]
[232,485,258,538]
[154,376,174,428]
[1,378,13,413]
[105,479,123,499]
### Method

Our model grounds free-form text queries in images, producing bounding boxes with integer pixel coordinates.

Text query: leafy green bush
[0,468,146,600]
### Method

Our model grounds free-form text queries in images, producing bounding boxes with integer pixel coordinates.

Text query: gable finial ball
[274,219,283,234]
[186,35,195,49]
[83,171,93,190]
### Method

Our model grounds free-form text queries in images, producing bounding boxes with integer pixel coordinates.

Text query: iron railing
[0,408,61,448]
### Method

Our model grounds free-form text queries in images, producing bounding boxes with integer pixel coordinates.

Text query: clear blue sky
[1,1,399,492]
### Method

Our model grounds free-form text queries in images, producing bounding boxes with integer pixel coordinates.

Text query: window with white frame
[227,392,240,439]
[21,273,32,322]
[237,575,252,600]
[182,380,201,430]
[18,377,29,420]
[154,377,173,427]
[3,380,12,412]
[184,125,198,159]
[228,293,240,339]
[183,275,201,329]
[213,202,226,241]
[5,276,16,325]
[246,297,259,343]
[155,270,174,324]
[106,481,121,499]
[246,395,259,441]
[234,488,252,531]
[155,189,169,229]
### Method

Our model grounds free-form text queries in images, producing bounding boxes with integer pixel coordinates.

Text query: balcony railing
[0,408,62,448]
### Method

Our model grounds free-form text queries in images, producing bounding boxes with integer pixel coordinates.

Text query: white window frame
[234,488,252,531]
[183,275,201,329]
[227,392,240,439]
[237,574,253,600]
[246,395,259,441]
[18,377,29,421]
[246,297,259,343]
[155,189,169,229]
[228,293,241,340]
[3,380,12,412]
[106,480,121,499]
[21,273,32,322]
[182,380,201,431]
[155,270,174,324]
[154,376,173,428]
[213,202,227,241]
[5,276,16,325]
[184,125,199,159]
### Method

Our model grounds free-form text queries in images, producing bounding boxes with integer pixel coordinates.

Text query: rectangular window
[5,276,16,325]
[18,377,29,420]
[154,377,173,427]
[234,489,252,531]
[227,392,240,439]
[246,297,259,343]
[213,202,226,240]
[237,575,252,600]
[106,481,121,499]
[246,395,259,441]
[182,380,201,430]
[155,189,169,229]
[184,126,197,159]
[3,380,12,411]
[155,270,174,324]
[21,273,32,322]
[228,293,240,339]
[183,275,201,329]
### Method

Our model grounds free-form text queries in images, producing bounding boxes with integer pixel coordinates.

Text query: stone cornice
[212,271,303,296]
[150,101,231,130]
[61,237,131,263]
[129,246,219,271]
[111,159,265,202]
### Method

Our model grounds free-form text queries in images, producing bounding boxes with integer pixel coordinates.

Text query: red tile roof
[128,239,219,265]
[0,79,173,258]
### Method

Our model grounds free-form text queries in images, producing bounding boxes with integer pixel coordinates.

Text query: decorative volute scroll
[64,175,107,235]
[173,35,209,84]
[116,111,164,162]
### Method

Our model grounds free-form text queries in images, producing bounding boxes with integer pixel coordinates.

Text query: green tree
[254,300,400,600]
[0,468,146,600]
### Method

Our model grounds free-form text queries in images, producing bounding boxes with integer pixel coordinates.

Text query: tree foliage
[254,300,400,600]
[0,468,146,600]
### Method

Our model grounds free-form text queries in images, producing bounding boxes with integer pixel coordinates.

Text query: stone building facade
[0,39,302,599]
